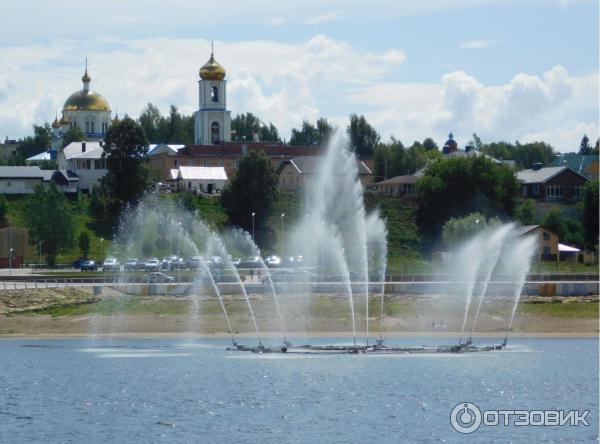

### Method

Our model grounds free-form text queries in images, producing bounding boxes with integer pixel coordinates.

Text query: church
[50,60,115,151]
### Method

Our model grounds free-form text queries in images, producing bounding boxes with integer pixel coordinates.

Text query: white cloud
[0,35,595,153]
[266,17,287,26]
[459,39,500,49]
[304,11,344,25]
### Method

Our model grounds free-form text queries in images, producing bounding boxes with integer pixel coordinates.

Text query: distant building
[148,142,324,183]
[276,156,373,191]
[515,225,560,261]
[26,150,57,165]
[0,166,77,194]
[170,166,228,194]
[0,139,19,162]
[372,169,426,198]
[193,47,231,145]
[442,133,458,154]
[516,165,588,203]
[50,61,113,151]
[57,141,107,192]
[550,153,599,180]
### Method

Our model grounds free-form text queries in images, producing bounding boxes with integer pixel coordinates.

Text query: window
[546,184,563,198]
[522,185,528,197]
[211,122,220,144]
[543,232,550,241]
[543,246,550,255]
[220,159,224,166]
[204,160,209,167]
[572,186,583,198]
[188,160,193,166]
[211,86,219,102]
[85,121,90,133]
[90,121,95,133]
[532,184,540,195]
[86,160,91,170]
[174,159,179,167]
[234,160,240,169]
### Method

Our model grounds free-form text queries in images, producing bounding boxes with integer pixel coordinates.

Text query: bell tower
[193,43,231,145]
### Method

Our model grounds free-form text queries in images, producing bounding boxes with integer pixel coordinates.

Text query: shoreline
[0,331,597,340]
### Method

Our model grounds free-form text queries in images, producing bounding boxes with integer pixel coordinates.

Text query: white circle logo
[451,402,482,434]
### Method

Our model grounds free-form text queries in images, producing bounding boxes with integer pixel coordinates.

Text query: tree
[470,133,484,151]
[0,195,8,223]
[18,124,52,158]
[232,113,281,142]
[178,192,197,213]
[582,179,599,251]
[102,117,150,205]
[562,218,585,249]
[416,156,519,249]
[593,138,599,155]
[579,134,591,155]
[23,183,75,265]
[138,103,165,142]
[61,125,85,148]
[221,150,277,235]
[289,118,333,146]
[78,232,90,258]
[540,207,565,240]
[442,212,498,247]
[422,137,439,151]
[515,199,536,225]
[347,114,380,158]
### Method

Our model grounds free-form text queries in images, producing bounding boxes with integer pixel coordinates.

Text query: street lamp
[100,238,104,262]
[251,212,256,243]
[8,224,12,276]
[280,213,285,262]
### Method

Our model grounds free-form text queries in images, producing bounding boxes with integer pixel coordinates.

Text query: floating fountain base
[226,341,506,355]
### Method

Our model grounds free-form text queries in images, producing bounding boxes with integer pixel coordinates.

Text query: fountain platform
[226,340,506,354]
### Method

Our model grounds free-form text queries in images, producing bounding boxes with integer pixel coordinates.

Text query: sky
[1,0,598,152]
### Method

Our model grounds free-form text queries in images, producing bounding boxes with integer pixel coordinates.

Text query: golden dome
[63,90,111,112]
[199,53,226,81]
[52,116,60,128]
[59,115,70,125]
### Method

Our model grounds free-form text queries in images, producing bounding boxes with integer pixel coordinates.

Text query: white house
[0,166,77,194]
[173,166,228,193]
[58,141,107,192]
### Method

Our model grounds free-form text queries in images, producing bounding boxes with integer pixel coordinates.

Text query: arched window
[211,122,220,144]
[211,86,219,102]
[85,121,90,133]
[90,121,95,134]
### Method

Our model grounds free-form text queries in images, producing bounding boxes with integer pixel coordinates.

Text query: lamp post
[9,224,12,276]
[280,213,285,263]
[177,222,182,282]
[251,212,256,243]
[100,238,104,262]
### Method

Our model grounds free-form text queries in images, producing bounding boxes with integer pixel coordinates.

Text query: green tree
[562,218,585,249]
[78,232,90,258]
[579,134,591,155]
[178,192,197,213]
[61,125,85,149]
[592,138,599,155]
[289,118,333,146]
[23,183,75,265]
[102,117,150,205]
[470,133,484,150]
[259,122,280,142]
[582,179,599,250]
[422,137,439,151]
[347,114,380,158]
[0,195,8,222]
[138,103,165,142]
[540,207,565,240]
[515,199,536,225]
[221,151,277,235]
[416,156,518,249]
[18,123,52,158]
[232,113,281,142]
[513,141,555,168]
[442,212,498,247]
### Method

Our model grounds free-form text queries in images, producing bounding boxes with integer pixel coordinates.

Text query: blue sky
[1,0,598,151]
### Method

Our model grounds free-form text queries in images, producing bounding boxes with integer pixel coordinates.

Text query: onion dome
[52,115,60,128]
[442,132,458,154]
[59,115,70,125]
[112,111,120,124]
[63,65,111,112]
[199,51,226,81]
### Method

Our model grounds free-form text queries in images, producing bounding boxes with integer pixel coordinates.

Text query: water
[0,337,597,443]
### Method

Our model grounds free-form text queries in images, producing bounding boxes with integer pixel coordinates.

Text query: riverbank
[0,288,597,337]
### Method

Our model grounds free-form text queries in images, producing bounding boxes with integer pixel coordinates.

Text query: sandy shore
[0,288,597,338]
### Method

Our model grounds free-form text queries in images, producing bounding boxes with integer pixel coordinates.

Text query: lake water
[0,337,597,443]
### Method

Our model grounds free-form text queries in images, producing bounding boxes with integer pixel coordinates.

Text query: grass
[518,301,598,318]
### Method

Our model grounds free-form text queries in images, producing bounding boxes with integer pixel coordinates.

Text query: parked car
[144,258,161,272]
[124,258,140,271]
[72,258,86,270]
[268,269,311,283]
[161,256,173,270]
[145,272,175,283]
[169,256,185,270]
[186,256,203,270]
[265,255,281,267]
[102,258,120,272]
[81,260,98,271]
[230,257,241,267]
